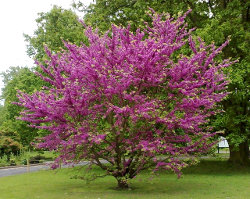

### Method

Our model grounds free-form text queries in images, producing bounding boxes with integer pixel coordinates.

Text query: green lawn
[0,160,249,199]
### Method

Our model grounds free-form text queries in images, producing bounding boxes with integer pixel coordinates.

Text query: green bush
[0,137,22,157]
[0,130,22,157]
[0,154,8,167]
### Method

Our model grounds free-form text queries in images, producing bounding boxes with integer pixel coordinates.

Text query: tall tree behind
[196,0,249,165]
[75,0,210,32]
[0,67,44,147]
[24,6,88,63]
[76,0,249,165]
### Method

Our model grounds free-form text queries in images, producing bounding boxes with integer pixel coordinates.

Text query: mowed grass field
[0,159,249,199]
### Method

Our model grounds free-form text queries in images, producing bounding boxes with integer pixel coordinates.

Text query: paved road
[0,162,87,178]
[0,164,51,177]
[0,160,107,178]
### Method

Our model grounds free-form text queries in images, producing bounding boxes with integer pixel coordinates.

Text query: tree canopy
[17,11,233,188]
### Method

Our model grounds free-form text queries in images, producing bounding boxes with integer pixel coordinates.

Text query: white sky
[0,0,93,95]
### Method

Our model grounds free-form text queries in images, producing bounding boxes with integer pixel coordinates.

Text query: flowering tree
[16,10,233,188]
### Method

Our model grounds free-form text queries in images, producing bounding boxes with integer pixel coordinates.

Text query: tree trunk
[116,177,129,189]
[228,140,249,166]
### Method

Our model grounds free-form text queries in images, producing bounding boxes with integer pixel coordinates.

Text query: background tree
[196,0,249,165]
[74,0,210,32]
[0,67,44,147]
[24,6,88,63]
[17,11,233,188]
[75,0,250,165]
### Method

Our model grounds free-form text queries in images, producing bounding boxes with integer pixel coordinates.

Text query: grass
[0,159,249,199]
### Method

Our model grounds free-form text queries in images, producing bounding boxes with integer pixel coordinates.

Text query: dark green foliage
[197,0,249,165]
[0,127,21,157]
[75,0,210,32]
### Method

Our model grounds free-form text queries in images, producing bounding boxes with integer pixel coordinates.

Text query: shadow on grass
[57,178,211,196]
[49,167,209,195]
[62,159,250,189]
[57,160,241,193]
[182,159,250,175]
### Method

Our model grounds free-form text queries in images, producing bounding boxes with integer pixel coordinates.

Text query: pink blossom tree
[16,10,234,188]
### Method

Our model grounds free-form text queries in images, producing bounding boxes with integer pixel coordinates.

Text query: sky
[0,0,93,95]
